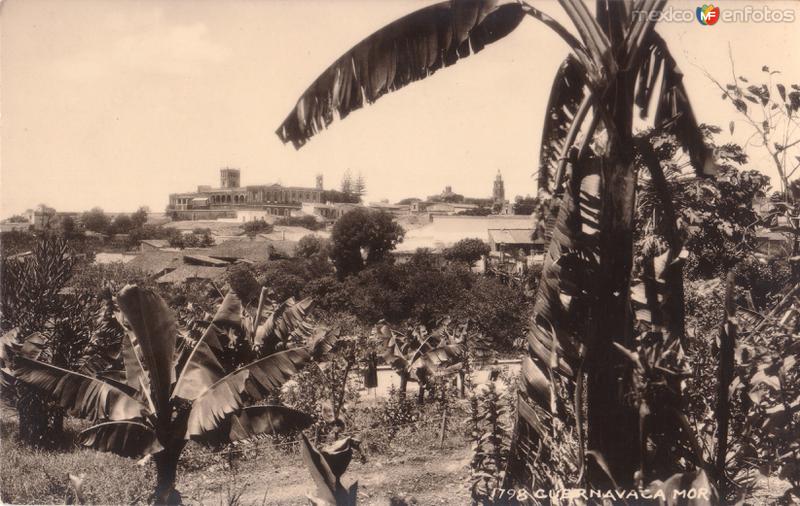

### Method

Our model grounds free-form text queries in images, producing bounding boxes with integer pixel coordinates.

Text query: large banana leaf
[254,297,315,348]
[172,293,243,401]
[638,33,716,177]
[116,286,177,423]
[223,405,314,442]
[536,55,588,196]
[527,156,602,377]
[13,356,148,421]
[78,420,162,458]
[185,348,312,436]
[276,0,526,148]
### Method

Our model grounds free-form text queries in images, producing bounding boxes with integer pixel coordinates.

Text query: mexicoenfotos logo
[696,4,721,25]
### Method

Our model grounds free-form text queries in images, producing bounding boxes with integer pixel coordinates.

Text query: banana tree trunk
[153,441,186,505]
[585,70,640,489]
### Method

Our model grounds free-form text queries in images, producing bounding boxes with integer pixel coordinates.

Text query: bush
[225,263,260,304]
[243,220,273,238]
[274,215,324,231]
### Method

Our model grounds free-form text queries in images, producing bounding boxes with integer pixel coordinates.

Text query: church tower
[316,174,324,190]
[493,170,505,203]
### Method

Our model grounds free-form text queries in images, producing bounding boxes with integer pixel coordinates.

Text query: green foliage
[6,214,28,223]
[0,416,154,505]
[470,382,509,504]
[275,215,325,231]
[331,209,405,277]
[169,228,214,248]
[225,263,260,305]
[456,207,492,216]
[512,196,540,215]
[243,220,273,238]
[443,238,490,266]
[636,130,770,279]
[296,235,331,259]
[321,189,360,204]
[81,207,111,234]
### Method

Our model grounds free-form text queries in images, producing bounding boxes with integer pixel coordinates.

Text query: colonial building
[167,168,324,220]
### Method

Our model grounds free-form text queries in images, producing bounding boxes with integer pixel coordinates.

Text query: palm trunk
[585,70,640,490]
[153,443,185,505]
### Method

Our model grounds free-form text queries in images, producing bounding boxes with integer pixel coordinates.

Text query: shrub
[275,215,324,231]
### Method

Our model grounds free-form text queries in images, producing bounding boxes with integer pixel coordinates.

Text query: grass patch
[1,411,154,505]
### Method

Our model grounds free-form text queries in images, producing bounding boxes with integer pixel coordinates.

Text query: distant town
[1,166,555,286]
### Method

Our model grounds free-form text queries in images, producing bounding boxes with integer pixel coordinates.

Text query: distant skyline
[2,0,800,217]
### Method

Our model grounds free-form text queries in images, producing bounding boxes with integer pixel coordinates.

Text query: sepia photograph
[1,0,799,504]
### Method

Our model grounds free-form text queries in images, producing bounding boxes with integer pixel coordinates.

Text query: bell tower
[492,170,505,203]
[220,167,241,188]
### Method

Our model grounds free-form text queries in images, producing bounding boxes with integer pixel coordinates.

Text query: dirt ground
[179,443,473,505]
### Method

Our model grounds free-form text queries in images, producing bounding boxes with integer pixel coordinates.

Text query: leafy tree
[110,214,134,235]
[7,214,28,223]
[13,288,321,504]
[130,207,149,228]
[81,207,111,234]
[243,219,273,238]
[706,65,800,199]
[354,172,366,197]
[512,196,540,215]
[330,209,404,277]
[225,263,260,304]
[297,235,331,259]
[320,189,360,204]
[443,238,490,266]
[59,216,79,239]
[275,0,717,492]
[340,169,353,195]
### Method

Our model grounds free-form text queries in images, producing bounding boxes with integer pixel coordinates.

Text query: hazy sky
[2,0,799,217]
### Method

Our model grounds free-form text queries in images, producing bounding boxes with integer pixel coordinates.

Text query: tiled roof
[155,265,227,284]
[488,228,538,245]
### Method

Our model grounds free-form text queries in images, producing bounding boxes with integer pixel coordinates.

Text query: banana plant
[375,322,465,404]
[13,285,318,504]
[300,434,360,506]
[276,0,716,490]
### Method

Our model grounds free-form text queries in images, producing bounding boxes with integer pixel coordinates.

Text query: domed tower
[492,170,505,204]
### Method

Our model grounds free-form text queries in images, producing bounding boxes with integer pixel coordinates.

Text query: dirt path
[182,444,474,505]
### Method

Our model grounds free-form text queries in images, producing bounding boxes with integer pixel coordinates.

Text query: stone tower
[493,170,505,203]
[220,167,241,188]
[316,174,324,190]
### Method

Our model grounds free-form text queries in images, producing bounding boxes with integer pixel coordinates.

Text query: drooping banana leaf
[209,405,315,443]
[276,0,527,148]
[255,297,315,349]
[527,155,602,377]
[637,33,716,177]
[116,285,177,423]
[300,434,359,506]
[78,420,162,458]
[185,348,312,436]
[536,55,589,197]
[13,356,148,421]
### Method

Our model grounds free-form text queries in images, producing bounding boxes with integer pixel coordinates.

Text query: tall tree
[275,0,715,493]
[340,169,354,195]
[331,208,405,277]
[354,172,367,197]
